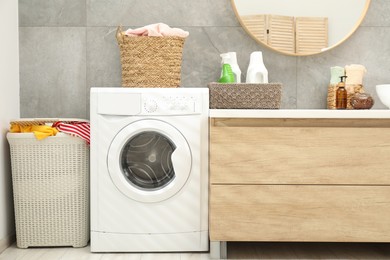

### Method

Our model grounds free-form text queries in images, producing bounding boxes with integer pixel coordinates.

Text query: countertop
[210,109,390,119]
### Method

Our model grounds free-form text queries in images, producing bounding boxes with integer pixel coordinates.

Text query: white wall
[0,0,20,252]
[234,0,367,46]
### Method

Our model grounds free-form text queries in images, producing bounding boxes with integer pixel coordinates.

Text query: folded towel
[53,121,90,144]
[345,64,366,85]
[10,124,58,140]
[125,23,189,38]
[330,66,345,85]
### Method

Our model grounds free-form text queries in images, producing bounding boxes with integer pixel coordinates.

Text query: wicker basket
[116,26,185,88]
[7,119,89,248]
[208,82,282,109]
[327,84,365,109]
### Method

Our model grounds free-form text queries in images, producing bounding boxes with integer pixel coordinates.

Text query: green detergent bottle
[218,64,235,83]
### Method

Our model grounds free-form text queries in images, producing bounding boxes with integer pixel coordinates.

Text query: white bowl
[376,84,390,109]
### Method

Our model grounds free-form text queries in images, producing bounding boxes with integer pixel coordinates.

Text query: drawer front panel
[210,124,390,185]
[210,185,390,242]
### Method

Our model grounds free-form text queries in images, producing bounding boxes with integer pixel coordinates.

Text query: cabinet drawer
[210,121,390,185]
[210,185,390,242]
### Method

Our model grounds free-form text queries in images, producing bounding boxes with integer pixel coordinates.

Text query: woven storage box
[208,83,282,109]
[327,84,365,109]
[7,119,89,248]
[116,26,185,88]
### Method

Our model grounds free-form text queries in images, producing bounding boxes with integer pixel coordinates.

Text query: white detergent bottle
[246,51,268,84]
[220,52,242,83]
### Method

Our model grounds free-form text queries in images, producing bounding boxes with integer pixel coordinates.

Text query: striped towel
[53,121,90,144]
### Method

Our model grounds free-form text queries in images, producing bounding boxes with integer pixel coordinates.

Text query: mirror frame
[231,0,371,56]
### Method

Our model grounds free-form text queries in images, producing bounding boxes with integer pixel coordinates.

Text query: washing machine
[89,87,209,252]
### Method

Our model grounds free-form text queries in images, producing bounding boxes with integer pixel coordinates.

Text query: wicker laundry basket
[7,119,89,248]
[116,26,186,88]
[208,82,282,109]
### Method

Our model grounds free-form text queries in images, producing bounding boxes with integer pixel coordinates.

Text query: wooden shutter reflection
[240,14,328,55]
[266,15,295,54]
[296,17,328,55]
[240,15,267,43]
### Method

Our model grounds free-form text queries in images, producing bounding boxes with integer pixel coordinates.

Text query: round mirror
[231,0,371,56]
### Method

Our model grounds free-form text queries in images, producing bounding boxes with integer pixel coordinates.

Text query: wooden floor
[1,242,390,260]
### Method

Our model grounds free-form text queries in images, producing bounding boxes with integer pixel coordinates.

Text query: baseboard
[0,233,16,254]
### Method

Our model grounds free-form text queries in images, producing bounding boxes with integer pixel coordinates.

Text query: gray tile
[261,50,297,109]
[19,0,86,27]
[181,26,259,87]
[297,26,390,109]
[181,27,225,88]
[361,0,390,27]
[86,27,122,118]
[190,26,297,108]
[297,53,331,109]
[18,0,390,115]
[347,27,390,109]
[87,0,239,27]
[87,27,122,88]
[19,27,87,119]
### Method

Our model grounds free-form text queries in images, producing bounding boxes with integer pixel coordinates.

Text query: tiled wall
[19,0,390,119]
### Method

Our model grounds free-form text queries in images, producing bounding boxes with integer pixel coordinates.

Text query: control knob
[144,99,157,113]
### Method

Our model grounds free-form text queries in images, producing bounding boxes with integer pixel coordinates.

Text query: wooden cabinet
[210,118,390,243]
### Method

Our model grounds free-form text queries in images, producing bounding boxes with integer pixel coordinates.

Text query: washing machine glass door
[107,119,192,203]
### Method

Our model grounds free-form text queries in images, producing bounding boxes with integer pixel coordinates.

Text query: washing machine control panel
[142,94,200,115]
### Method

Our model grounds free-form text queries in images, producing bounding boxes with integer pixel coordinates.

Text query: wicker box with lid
[6,119,89,248]
[208,82,282,109]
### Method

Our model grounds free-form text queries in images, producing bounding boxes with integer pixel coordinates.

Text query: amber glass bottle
[336,76,348,109]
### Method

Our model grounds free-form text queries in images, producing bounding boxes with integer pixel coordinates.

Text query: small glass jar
[350,93,374,109]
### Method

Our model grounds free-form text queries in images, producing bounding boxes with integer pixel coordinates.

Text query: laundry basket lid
[10,118,89,127]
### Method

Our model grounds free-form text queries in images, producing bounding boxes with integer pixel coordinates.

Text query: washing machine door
[107,119,192,203]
